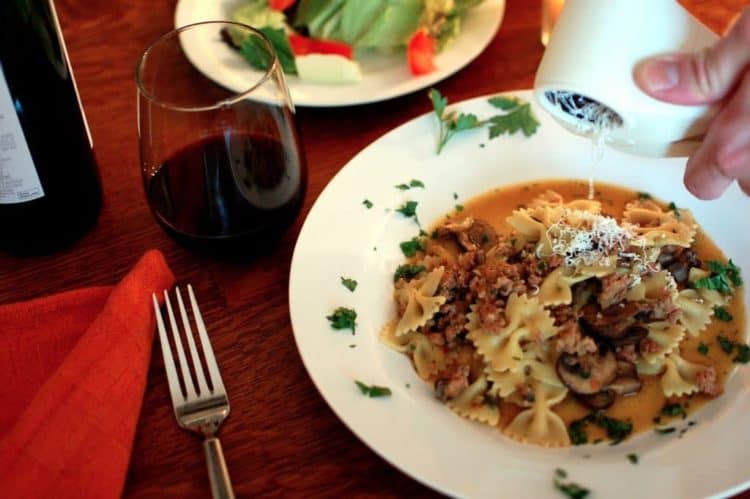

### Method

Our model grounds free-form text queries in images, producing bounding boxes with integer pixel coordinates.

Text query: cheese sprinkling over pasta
[546,209,635,267]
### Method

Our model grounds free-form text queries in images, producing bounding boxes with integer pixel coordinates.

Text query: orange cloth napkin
[0,249,174,498]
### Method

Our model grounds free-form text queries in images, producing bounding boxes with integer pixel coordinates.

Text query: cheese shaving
[544,208,634,268]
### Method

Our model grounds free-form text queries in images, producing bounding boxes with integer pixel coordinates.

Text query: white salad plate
[174,0,505,107]
[289,90,750,498]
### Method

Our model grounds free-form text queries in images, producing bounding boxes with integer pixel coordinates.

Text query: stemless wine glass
[136,21,306,257]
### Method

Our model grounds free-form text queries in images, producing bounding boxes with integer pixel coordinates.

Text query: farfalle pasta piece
[486,368,525,398]
[529,190,602,214]
[622,200,697,247]
[411,333,447,380]
[379,321,413,353]
[676,289,714,336]
[539,265,613,306]
[447,374,500,426]
[486,354,564,398]
[393,267,446,336]
[689,268,728,307]
[504,381,570,447]
[640,321,686,364]
[660,351,710,397]
[469,294,557,372]
[626,270,677,302]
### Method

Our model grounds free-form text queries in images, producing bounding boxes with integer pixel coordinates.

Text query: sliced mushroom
[608,376,642,396]
[464,219,499,250]
[556,350,617,395]
[576,389,615,411]
[616,360,637,377]
[579,303,650,341]
[609,326,649,347]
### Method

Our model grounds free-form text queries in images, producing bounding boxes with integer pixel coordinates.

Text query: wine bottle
[0,0,102,255]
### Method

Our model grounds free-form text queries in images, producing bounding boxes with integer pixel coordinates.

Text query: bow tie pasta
[381,180,745,447]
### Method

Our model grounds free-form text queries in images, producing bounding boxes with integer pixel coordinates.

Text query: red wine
[0,0,102,255]
[146,133,306,254]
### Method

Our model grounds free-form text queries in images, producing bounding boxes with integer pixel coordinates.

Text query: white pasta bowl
[288,90,750,499]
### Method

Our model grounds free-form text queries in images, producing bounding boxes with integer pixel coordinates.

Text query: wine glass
[135,21,306,257]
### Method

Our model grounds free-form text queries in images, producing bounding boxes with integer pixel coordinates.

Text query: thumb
[633,7,750,105]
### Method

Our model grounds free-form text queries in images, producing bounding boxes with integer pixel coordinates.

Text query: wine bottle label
[0,69,45,204]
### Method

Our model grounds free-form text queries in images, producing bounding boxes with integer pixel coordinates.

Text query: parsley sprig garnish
[487,96,541,138]
[326,307,357,334]
[355,381,392,398]
[429,89,540,154]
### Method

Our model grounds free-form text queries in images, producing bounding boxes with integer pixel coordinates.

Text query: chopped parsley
[595,415,633,444]
[715,306,733,321]
[355,381,392,398]
[349,344,356,348]
[627,454,639,465]
[662,403,687,419]
[395,179,425,190]
[363,199,373,209]
[555,469,568,479]
[637,192,652,200]
[718,335,735,354]
[569,414,633,445]
[340,277,357,292]
[326,307,357,334]
[455,204,464,212]
[734,344,750,364]
[393,264,426,282]
[399,237,425,257]
[396,200,418,219]
[405,383,411,389]
[568,418,589,445]
[430,89,483,154]
[655,427,676,435]
[453,192,458,200]
[715,335,750,362]
[694,260,743,295]
[554,479,590,499]
[698,342,709,355]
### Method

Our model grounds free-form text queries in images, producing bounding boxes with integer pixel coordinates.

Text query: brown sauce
[440,179,746,439]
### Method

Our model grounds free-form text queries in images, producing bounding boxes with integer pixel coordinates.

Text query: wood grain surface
[1,0,747,497]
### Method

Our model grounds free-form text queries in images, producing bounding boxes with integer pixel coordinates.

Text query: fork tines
[152,285,227,407]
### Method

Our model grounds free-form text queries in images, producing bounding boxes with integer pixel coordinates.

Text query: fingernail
[642,58,680,92]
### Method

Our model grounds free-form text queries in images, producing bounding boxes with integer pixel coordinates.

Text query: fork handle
[204,437,235,499]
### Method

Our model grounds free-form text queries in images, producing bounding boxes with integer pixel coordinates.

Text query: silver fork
[152,285,235,499]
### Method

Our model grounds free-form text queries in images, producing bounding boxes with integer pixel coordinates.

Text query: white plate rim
[288,90,750,499]
[174,0,506,107]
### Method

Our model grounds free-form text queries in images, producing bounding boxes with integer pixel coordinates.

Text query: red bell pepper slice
[407,28,436,76]
[269,0,296,10]
[288,33,353,59]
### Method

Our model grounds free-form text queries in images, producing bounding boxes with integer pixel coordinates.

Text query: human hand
[634,7,750,199]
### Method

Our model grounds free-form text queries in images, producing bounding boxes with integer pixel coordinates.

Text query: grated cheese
[544,208,635,267]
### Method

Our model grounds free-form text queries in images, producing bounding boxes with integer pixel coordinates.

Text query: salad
[222,0,486,84]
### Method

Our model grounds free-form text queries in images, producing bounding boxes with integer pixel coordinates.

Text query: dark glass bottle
[0,0,102,255]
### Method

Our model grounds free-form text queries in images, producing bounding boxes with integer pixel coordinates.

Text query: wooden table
[1,0,746,496]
